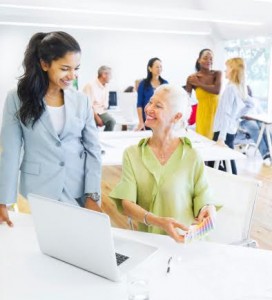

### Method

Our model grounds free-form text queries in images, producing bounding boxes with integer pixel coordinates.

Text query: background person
[213,57,255,174]
[83,66,116,131]
[240,99,272,166]
[136,58,168,131]
[186,49,222,139]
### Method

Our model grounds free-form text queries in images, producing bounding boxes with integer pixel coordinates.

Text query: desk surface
[1,212,272,300]
[244,113,272,124]
[99,130,245,165]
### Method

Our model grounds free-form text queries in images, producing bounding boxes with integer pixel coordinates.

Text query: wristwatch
[85,192,100,202]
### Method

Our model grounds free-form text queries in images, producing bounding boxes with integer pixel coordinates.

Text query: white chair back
[205,166,261,245]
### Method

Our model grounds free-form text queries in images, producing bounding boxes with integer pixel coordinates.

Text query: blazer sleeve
[81,96,102,201]
[0,90,23,205]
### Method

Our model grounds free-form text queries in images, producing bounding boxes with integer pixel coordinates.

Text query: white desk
[108,92,138,128]
[244,113,272,159]
[99,130,245,172]
[1,212,272,300]
[108,108,138,127]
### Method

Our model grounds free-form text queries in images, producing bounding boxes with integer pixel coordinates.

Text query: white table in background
[1,212,272,300]
[108,107,138,130]
[244,113,272,158]
[99,130,245,172]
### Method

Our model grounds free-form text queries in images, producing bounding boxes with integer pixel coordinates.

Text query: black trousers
[212,131,237,175]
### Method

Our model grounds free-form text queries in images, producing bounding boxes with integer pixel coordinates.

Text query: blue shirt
[213,83,255,140]
[137,79,168,121]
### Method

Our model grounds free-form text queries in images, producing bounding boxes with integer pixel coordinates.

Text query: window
[225,37,272,113]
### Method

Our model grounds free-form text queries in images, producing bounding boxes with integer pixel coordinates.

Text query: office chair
[206,166,261,247]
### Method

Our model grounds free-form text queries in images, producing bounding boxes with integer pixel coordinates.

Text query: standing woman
[0,31,102,227]
[186,49,222,139]
[213,57,254,175]
[136,57,168,131]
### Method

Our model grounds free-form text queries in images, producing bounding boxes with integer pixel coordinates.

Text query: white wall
[0,25,222,125]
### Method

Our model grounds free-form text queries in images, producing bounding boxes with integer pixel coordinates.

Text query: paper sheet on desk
[100,138,142,149]
[183,132,215,147]
[191,140,216,149]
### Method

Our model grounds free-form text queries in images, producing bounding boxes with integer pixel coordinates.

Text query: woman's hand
[135,122,145,131]
[122,200,188,243]
[187,75,201,87]
[157,217,189,243]
[0,204,13,227]
[94,114,104,127]
[195,205,216,223]
[85,197,102,213]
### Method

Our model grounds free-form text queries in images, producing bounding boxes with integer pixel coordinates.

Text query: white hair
[154,84,192,129]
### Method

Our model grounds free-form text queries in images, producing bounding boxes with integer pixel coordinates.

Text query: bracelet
[143,211,152,226]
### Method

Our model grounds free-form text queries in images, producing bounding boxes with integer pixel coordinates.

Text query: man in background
[83,66,116,131]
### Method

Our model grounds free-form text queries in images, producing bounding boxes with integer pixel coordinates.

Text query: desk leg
[225,160,232,173]
[265,124,272,158]
[121,124,128,131]
[214,160,220,169]
[255,122,265,156]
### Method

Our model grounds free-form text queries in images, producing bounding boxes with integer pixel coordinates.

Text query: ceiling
[1,0,272,40]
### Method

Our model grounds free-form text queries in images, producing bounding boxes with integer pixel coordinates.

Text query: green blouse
[110,137,218,235]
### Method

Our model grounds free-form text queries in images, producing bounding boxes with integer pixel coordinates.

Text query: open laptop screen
[109,91,117,108]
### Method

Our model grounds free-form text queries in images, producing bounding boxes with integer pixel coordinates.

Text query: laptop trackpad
[113,234,158,272]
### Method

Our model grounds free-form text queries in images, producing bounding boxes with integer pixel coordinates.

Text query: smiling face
[198,50,213,71]
[144,89,181,131]
[148,59,163,77]
[40,51,81,90]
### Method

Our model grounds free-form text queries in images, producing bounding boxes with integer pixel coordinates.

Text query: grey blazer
[0,88,101,205]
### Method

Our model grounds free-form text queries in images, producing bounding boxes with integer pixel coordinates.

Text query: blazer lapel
[59,89,72,140]
[39,103,60,141]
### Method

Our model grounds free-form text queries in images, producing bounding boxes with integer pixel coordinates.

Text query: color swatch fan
[185,216,215,244]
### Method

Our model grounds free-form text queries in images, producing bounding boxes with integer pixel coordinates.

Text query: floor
[236,149,272,250]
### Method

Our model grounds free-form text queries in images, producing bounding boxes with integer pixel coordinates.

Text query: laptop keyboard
[115,253,129,266]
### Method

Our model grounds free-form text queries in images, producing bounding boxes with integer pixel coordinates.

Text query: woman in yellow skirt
[186,49,222,139]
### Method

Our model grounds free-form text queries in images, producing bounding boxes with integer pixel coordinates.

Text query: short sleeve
[192,157,222,217]
[109,149,137,213]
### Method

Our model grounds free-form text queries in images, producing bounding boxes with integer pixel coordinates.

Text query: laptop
[28,194,158,282]
[108,91,118,109]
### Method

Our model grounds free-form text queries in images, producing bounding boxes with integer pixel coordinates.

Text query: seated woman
[239,91,272,166]
[110,84,219,243]
[240,117,272,165]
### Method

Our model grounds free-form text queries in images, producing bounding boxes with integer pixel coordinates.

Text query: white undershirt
[47,105,66,136]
